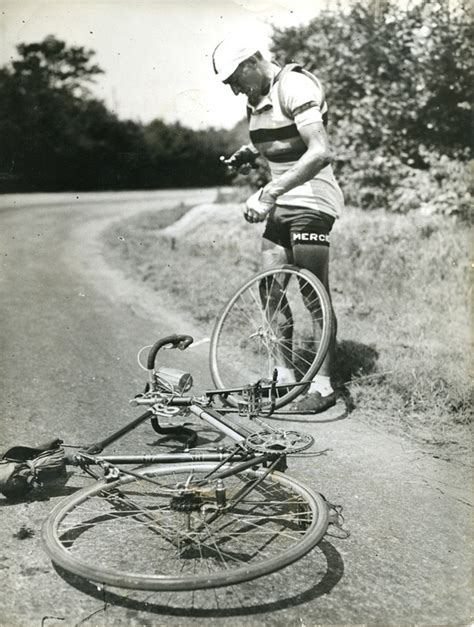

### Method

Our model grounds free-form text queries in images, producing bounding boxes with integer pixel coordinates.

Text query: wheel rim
[210,267,332,409]
[43,464,328,591]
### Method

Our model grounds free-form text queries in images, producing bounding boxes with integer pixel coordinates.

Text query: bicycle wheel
[43,463,328,591]
[210,265,333,409]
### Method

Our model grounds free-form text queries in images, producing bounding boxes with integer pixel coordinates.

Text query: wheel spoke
[44,465,328,590]
[210,267,333,409]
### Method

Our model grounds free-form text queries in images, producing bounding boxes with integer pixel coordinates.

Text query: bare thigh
[261,238,292,269]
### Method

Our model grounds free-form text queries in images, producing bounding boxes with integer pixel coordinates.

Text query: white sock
[308,374,334,396]
[274,366,296,384]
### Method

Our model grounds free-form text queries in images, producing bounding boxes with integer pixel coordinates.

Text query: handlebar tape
[147,334,194,370]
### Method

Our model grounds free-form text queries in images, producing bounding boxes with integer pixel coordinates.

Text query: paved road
[0,191,472,626]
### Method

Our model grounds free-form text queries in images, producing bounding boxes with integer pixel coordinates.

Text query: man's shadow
[332,339,379,412]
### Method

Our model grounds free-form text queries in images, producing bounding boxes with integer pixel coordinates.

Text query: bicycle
[210,264,334,411]
[214,155,334,411]
[42,334,338,592]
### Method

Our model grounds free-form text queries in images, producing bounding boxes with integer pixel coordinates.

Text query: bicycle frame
[73,400,287,474]
[64,334,310,480]
[41,334,339,593]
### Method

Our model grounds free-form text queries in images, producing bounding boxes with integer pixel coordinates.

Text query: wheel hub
[169,491,204,512]
[250,325,277,343]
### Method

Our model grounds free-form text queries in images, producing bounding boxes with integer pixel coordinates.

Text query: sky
[0,0,341,130]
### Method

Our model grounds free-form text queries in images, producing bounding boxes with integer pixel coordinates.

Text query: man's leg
[261,237,291,270]
[291,241,337,408]
[260,238,296,382]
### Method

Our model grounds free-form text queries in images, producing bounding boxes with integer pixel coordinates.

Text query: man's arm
[260,120,333,205]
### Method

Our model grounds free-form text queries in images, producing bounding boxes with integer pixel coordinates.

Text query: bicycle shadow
[54,538,344,619]
[145,424,226,451]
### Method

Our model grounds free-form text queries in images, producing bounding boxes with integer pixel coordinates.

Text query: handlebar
[147,335,194,371]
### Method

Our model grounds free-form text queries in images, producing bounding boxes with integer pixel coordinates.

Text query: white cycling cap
[212,36,259,82]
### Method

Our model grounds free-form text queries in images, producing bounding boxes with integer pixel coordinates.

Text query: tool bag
[0,438,66,499]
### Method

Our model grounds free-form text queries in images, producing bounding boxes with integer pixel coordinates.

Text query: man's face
[224,59,266,106]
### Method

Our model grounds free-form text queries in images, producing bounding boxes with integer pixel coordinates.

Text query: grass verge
[103,199,472,456]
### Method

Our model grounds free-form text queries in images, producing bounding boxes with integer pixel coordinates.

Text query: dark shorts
[263,205,335,250]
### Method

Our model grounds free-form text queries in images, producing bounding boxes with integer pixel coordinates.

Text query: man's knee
[261,240,290,270]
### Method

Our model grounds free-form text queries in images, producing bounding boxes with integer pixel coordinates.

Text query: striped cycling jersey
[247,64,343,218]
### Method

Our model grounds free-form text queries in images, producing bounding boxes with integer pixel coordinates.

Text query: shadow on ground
[333,340,379,412]
[53,539,344,620]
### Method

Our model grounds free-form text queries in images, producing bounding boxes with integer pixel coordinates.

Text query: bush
[267,0,472,218]
[337,146,472,219]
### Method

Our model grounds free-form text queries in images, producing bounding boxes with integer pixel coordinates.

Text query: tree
[269,0,472,215]
[143,119,247,187]
[0,35,259,192]
[272,0,472,162]
[0,36,150,191]
[11,35,103,96]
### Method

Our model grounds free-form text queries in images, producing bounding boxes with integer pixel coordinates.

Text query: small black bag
[0,439,66,499]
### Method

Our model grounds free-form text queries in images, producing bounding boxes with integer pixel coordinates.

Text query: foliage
[12,36,103,96]
[143,120,244,188]
[272,0,472,160]
[0,36,243,192]
[337,145,472,218]
[268,0,473,217]
[0,36,151,191]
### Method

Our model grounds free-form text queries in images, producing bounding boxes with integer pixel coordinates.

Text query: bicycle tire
[210,265,333,409]
[42,463,329,591]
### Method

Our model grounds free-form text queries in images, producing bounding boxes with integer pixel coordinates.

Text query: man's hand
[220,145,258,173]
[244,188,274,223]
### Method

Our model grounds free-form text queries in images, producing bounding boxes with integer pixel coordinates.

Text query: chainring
[244,429,314,454]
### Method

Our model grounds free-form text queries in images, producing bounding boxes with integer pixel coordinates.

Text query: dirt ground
[0,191,472,626]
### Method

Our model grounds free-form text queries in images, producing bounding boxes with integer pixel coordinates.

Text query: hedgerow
[265,0,472,218]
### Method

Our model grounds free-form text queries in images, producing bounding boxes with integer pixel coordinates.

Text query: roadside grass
[103,200,472,453]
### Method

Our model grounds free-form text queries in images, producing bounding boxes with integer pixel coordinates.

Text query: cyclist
[212,35,344,412]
